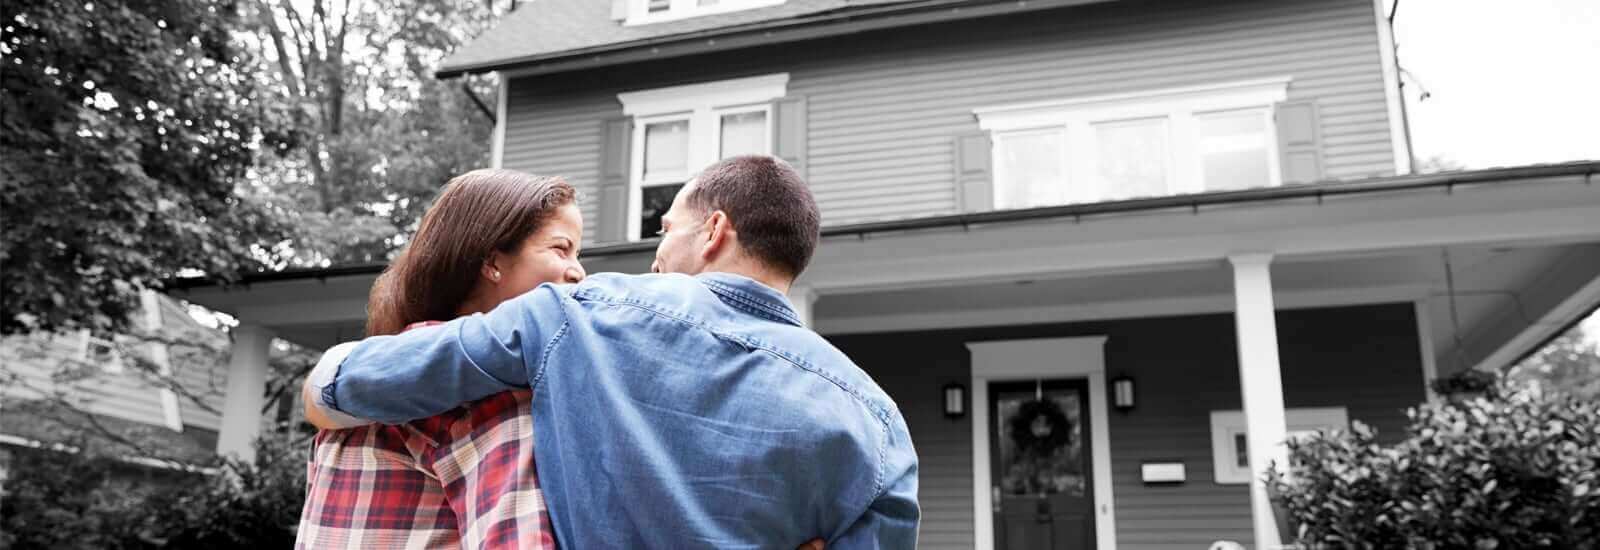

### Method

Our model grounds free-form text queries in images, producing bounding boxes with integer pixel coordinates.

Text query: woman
[296,169,584,549]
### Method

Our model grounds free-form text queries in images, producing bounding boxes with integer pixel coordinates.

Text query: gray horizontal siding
[0,334,169,428]
[502,0,1396,237]
[501,89,615,245]
[830,303,1426,549]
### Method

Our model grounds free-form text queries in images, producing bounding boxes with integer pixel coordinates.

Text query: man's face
[651,179,709,275]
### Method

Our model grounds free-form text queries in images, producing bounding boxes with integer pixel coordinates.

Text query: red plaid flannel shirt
[296,322,555,549]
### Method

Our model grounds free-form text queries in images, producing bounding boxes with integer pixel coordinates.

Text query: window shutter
[771,96,807,179]
[1275,100,1323,184]
[597,117,632,244]
[611,0,629,21]
[954,132,994,213]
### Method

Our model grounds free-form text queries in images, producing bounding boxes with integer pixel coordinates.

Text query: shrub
[1,425,309,549]
[1269,377,1600,549]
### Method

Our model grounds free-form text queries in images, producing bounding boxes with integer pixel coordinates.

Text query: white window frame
[974,77,1290,209]
[625,0,787,26]
[618,73,787,241]
[77,330,125,374]
[1209,406,1348,484]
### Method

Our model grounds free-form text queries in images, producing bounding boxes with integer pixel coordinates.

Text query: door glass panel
[1198,109,1270,191]
[643,119,689,181]
[995,130,1068,209]
[995,386,1087,497]
[719,110,767,159]
[639,183,684,240]
[1094,117,1169,200]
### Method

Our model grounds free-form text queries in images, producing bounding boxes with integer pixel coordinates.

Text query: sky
[1392,0,1600,169]
[1392,0,1600,344]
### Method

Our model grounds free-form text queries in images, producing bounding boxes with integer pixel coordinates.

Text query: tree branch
[255,0,302,98]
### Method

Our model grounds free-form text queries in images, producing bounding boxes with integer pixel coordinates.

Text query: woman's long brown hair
[366,169,575,336]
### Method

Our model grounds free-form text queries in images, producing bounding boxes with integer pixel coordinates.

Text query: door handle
[991,486,1001,512]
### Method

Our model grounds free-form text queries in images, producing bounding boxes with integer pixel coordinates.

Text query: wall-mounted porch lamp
[1112,375,1136,411]
[943,382,966,419]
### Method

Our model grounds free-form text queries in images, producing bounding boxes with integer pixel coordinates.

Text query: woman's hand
[798,539,825,550]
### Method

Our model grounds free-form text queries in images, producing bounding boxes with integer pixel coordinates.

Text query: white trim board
[967,337,1116,550]
[491,72,509,169]
[1372,0,1413,174]
[974,77,1291,131]
[622,0,786,26]
[141,290,183,431]
[616,73,788,117]
[817,283,1430,336]
[1414,299,1441,404]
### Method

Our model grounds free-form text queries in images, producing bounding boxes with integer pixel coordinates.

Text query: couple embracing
[296,155,919,549]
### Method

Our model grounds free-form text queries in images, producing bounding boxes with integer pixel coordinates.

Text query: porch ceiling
[813,241,1600,374]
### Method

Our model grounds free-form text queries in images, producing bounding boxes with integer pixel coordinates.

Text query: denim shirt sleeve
[322,283,567,424]
[830,414,921,549]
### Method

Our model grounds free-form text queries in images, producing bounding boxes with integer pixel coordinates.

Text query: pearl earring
[492,270,502,281]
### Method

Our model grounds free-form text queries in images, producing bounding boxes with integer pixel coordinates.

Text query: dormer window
[624,0,786,26]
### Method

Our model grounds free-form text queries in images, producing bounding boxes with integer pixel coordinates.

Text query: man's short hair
[686,155,821,278]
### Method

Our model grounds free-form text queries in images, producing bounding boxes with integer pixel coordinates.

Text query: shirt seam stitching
[700,279,801,326]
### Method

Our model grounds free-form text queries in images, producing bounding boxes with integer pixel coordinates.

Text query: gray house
[173,0,1600,547]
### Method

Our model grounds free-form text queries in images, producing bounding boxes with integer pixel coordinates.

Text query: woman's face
[485,202,586,307]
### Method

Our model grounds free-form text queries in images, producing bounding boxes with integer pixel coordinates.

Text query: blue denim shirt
[316,272,919,549]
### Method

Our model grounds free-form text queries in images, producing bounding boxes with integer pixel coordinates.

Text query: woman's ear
[481,252,506,285]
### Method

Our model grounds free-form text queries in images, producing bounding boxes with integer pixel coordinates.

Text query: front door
[989,379,1095,550]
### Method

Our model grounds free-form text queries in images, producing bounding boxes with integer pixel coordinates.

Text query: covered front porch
[172,162,1600,548]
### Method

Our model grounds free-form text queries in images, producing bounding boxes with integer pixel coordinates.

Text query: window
[994,129,1068,208]
[78,330,125,374]
[974,78,1289,209]
[626,0,785,25]
[618,74,787,240]
[1209,407,1348,484]
[1197,109,1272,191]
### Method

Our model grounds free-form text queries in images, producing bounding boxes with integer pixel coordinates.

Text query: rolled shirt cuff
[304,341,373,429]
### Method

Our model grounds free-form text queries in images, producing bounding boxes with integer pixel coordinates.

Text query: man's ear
[700,210,733,262]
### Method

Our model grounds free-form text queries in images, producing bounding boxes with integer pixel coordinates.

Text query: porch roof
[168,161,1600,374]
[169,161,1599,290]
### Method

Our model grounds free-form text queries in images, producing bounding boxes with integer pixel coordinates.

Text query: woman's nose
[563,262,586,283]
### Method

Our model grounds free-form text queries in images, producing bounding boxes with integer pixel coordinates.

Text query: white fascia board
[624,0,787,26]
[975,77,1291,132]
[617,73,789,117]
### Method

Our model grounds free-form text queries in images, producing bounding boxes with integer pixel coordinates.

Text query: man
[304,156,919,548]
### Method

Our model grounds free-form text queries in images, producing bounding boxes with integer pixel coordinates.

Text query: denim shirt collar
[695,272,803,327]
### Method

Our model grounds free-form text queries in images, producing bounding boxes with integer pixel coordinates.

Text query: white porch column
[1229,253,1289,548]
[216,324,274,463]
[788,284,818,328]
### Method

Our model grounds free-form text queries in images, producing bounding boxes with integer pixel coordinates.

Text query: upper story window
[974,78,1290,209]
[618,73,788,240]
[625,0,786,25]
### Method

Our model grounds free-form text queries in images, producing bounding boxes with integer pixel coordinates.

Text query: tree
[246,0,500,265]
[1509,316,1600,399]
[1,0,294,336]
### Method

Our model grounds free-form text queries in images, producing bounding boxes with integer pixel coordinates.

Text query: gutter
[435,0,1113,79]
[167,161,1599,290]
